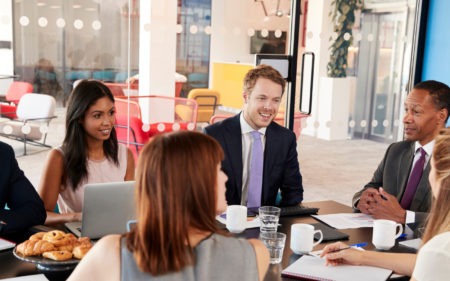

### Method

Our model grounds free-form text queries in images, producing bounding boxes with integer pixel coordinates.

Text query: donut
[42,250,73,261]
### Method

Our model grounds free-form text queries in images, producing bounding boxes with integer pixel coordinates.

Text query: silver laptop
[65,181,136,239]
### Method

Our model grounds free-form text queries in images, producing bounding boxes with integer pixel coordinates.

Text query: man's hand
[368,188,406,224]
[356,188,379,214]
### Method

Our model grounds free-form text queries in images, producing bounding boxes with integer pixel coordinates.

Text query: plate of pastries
[13,230,93,266]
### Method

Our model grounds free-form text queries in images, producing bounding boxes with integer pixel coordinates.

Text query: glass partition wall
[1,0,424,160]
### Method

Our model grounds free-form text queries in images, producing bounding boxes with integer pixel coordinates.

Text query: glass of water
[259,206,280,233]
[260,232,286,264]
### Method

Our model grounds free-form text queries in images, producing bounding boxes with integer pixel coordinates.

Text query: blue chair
[114,71,138,83]
[65,70,91,81]
[93,70,115,81]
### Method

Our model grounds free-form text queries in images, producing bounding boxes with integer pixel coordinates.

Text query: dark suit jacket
[353,141,432,223]
[204,114,303,206]
[0,142,46,234]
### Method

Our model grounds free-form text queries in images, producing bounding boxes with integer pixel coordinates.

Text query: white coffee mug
[226,205,247,233]
[290,224,323,254]
[372,219,403,250]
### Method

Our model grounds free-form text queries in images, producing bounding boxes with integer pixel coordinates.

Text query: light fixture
[254,0,291,18]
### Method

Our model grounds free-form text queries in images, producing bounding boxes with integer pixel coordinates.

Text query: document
[215,214,261,229]
[0,237,15,251]
[312,213,374,229]
[399,238,422,250]
[282,255,392,281]
[2,274,49,281]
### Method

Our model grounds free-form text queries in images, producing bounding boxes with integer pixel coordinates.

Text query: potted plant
[316,0,362,140]
[327,0,363,78]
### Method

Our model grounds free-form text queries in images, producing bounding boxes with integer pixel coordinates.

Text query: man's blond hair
[243,64,285,95]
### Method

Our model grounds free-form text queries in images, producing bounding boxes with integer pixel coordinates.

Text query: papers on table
[282,255,392,281]
[215,214,261,229]
[399,238,422,250]
[2,274,49,281]
[312,213,374,229]
[0,237,15,251]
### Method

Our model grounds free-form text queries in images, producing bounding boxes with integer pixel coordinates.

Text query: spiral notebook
[282,256,392,281]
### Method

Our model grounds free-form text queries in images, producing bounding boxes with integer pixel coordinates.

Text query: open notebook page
[282,255,392,281]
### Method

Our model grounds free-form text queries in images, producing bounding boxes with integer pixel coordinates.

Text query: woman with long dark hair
[321,128,450,280]
[39,80,134,224]
[68,131,269,281]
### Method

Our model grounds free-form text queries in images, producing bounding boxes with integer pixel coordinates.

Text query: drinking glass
[260,232,286,264]
[258,206,280,233]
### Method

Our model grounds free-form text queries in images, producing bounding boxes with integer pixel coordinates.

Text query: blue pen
[397,234,407,239]
[350,243,368,248]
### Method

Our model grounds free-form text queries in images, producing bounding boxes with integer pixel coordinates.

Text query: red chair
[209,114,233,124]
[1,81,33,119]
[114,95,198,161]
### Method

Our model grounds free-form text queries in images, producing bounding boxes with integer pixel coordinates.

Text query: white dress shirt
[240,113,266,206]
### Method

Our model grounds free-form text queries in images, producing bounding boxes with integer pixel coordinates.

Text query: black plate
[13,247,79,272]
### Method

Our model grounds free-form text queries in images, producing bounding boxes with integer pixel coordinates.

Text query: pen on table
[397,234,407,239]
[327,243,368,254]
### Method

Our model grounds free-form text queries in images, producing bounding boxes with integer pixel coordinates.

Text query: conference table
[0,200,417,281]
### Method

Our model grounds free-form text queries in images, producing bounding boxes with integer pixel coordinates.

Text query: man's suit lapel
[397,142,415,200]
[225,115,243,199]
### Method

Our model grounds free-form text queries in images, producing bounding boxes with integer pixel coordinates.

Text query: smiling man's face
[242,77,282,130]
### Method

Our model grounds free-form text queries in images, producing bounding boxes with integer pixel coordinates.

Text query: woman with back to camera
[321,128,450,281]
[68,131,270,281]
[39,80,135,225]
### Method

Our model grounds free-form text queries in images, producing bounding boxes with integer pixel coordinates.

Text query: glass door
[353,9,412,143]
[368,13,406,141]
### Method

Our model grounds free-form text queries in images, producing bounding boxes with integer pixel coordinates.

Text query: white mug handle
[312,230,323,247]
[394,223,403,239]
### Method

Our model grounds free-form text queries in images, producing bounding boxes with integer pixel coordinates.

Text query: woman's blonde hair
[421,128,450,244]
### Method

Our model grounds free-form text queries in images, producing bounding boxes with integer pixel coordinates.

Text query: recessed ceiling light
[37,2,46,6]
[50,5,61,9]
[73,5,82,8]
[85,7,96,11]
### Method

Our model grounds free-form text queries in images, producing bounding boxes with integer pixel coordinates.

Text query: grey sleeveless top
[120,234,259,281]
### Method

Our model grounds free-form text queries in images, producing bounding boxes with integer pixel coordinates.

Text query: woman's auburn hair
[422,128,450,245]
[125,131,224,275]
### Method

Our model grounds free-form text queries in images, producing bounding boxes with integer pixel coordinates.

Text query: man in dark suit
[0,141,46,234]
[353,80,450,224]
[205,65,303,207]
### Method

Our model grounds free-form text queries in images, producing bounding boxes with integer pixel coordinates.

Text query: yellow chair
[187,89,220,123]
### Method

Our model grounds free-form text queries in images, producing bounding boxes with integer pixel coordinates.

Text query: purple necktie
[247,131,263,208]
[400,147,426,209]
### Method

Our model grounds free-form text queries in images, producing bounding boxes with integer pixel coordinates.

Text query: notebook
[311,223,349,242]
[0,237,15,251]
[65,181,136,239]
[282,255,392,281]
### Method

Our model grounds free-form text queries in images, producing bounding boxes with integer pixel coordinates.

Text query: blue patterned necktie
[247,131,263,208]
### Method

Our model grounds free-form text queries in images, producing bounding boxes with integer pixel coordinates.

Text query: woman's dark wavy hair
[63,80,119,190]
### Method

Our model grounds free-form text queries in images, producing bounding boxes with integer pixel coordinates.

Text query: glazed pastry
[43,230,70,246]
[16,240,56,256]
[72,244,92,259]
[29,232,46,241]
[42,250,73,261]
